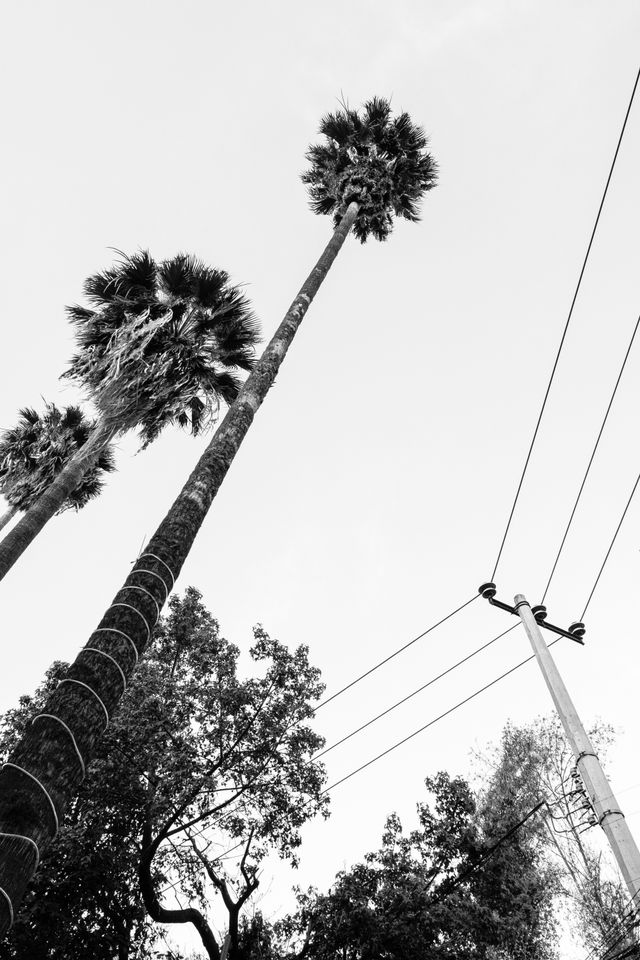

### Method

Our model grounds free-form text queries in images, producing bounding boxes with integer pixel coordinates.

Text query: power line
[320,638,560,797]
[491,64,640,582]
[580,892,640,960]
[312,623,519,762]
[164,621,620,921]
[314,593,479,712]
[159,794,549,908]
[159,632,554,893]
[433,800,548,902]
[156,595,481,893]
[541,311,640,602]
[580,468,640,619]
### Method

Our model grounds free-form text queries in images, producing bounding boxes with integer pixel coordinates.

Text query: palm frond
[65,304,96,325]
[0,403,116,512]
[303,95,438,242]
[63,251,261,447]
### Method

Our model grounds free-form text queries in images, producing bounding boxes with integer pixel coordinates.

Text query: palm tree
[0,253,260,579]
[0,404,116,534]
[0,97,437,931]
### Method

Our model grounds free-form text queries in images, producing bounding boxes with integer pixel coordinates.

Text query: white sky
[1,1,640,956]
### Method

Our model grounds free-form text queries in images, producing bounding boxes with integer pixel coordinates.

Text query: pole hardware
[478,583,586,644]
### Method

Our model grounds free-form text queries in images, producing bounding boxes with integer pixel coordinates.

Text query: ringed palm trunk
[0,506,17,534]
[0,201,359,934]
[0,419,114,580]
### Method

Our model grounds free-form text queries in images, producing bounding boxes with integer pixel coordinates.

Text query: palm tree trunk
[0,201,359,934]
[0,505,17,534]
[0,417,114,581]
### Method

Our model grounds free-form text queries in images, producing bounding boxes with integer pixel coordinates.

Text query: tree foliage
[63,251,261,445]
[484,719,640,960]
[302,96,438,242]
[0,589,327,960]
[0,403,115,513]
[262,759,558,960]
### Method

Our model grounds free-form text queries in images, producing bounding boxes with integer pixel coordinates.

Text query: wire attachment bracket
[478,583,586,644]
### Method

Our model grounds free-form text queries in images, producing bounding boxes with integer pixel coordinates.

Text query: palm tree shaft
[144,200,360,569]
[0,506,17,534]
[0,418,114,581]
[0,201,359,933]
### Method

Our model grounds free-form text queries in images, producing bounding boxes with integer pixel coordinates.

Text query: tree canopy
[302,96,438,242]
[481,719,640,960]
[266,764,558,960]
[0,588,327,960]
[64,251,261,445]
[0,403,115,513]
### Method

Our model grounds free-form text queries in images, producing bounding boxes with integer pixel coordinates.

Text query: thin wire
[542,311,640,602]
[491,65,640,582]
[580,469,640,619]
[320,638,560,797]
[580,892,640,960]
[159,640,552,898]
[315,594,479,711]
[313,623,519,761]
[432,800,548,902]
[158,634,568,901]
[155,599,481,894]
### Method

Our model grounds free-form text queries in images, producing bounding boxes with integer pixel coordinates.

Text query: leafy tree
[0,251,259,579]
[0,403,115,533]
[269,767,557,960]
[0,97,437,926]
[0,663,152,960]
[485,719,640,960]
[0,589,326,959]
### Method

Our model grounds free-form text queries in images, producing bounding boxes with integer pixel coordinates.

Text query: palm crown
[302,96,438,243]
[63,251,260,446]
[0,403,116,513]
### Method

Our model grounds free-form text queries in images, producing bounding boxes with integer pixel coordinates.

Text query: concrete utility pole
[515,593,640,903]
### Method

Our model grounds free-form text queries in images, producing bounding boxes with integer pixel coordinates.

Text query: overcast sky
[2,1,640,956]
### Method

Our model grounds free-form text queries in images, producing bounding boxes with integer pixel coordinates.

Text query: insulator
[478,582,497,599]
[532,604,548,621]
[569,621,586,640]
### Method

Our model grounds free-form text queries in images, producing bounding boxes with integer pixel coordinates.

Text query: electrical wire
[159,630,555,894]
[580,892,640,960]
[314,593,479,712]
[156,596,482,894]
[159,797,549,904]
[432,800,548,902]
[312,623,519,762]
[491,64,640,582]
[580,468,640,619]
[319,638,560,797]
[541,311,640,602]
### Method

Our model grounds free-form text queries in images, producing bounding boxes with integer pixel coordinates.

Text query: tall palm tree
[0,97,437,931]
[0,253,260,579]
[0,404,116,534]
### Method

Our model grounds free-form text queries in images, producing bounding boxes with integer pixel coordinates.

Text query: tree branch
[138,812,221,960]
[153,679,279,846]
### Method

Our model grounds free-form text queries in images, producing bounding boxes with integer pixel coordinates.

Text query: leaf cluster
[0,588,327,958]
[264,767,558,960]
[483,718,639,960]
[302,96,438,242]
[63,251,261,446]
[0,403,115,512]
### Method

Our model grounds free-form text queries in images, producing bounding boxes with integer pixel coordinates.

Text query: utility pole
[479,583,640,905]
